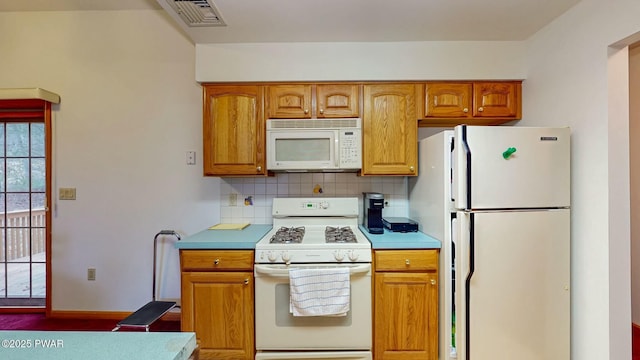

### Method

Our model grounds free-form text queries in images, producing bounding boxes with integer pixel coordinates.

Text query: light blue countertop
[0,331,196,360]
[175,224,272,249]
[174,223,440,250]
[359,225,441,249]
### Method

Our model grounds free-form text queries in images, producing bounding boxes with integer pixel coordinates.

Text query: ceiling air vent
[167,0,226,27]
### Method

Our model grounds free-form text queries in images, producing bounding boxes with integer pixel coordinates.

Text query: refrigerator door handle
[454,125,471,210]
[455,211,474,360]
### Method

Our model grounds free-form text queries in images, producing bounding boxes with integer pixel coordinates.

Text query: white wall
[523,0,640,359]
[196,41,527,82]
[0,10,219,311]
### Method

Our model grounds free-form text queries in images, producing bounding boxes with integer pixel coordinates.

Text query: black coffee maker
[363,192,384,234]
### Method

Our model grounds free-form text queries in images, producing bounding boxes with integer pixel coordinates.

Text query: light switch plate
[59,187,76,200]
[87,268,96,281]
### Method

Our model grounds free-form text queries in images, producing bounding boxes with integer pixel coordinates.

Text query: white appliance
[254,197,372,360]
[266,118,362,172]
[408,125,571,360]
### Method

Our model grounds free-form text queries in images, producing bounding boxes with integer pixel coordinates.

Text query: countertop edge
[175,224,272,250]
[173,224,441,250]
[358,225,441,250]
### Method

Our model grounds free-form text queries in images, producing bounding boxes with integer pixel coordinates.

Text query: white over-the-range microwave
[266,118,362,172]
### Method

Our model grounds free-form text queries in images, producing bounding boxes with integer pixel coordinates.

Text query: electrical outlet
[229,193,237,206]
[186,151,196,165]
[59,187,76,200]
[87,268,96,281]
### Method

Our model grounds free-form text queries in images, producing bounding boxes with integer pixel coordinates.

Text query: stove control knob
[348,251,359,262]
[281,251,291,262]
[319,201,329,209]
[267,251,277,262]
[334,250,345,262]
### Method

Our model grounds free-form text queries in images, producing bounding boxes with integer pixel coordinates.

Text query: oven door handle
[254,264,371,277]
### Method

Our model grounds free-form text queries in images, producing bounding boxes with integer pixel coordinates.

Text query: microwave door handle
[334,136,339,167]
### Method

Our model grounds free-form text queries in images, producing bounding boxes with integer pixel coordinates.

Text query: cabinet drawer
[181,250,254,271]
[374,250,438,272]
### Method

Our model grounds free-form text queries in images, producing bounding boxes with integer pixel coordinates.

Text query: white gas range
[254,197,373,360]
[255,197,372,264]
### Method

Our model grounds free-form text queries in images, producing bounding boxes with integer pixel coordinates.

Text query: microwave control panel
[339,129,362,168]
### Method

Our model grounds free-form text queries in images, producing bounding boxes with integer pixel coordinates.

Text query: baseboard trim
[0,307,45,314]
[49,308,181,322]
[50,310,131,320]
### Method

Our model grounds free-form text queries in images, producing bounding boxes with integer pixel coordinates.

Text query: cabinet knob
[319,108,324,114]
[257,166,262,172]
[244,278,249,285]
[478,107,484,112]
[431,279,437,285]
[463,107,469,113]
[409,166,415,172]
[304,109,309,114]
[214,259,220,265]
[405,259,410,266]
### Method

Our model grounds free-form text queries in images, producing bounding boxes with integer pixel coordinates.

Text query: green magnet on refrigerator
[502,147,517,159]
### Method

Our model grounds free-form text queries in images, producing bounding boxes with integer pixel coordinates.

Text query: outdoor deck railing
[0,209,46,262]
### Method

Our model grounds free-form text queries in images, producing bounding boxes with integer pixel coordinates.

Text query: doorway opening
[0,99,53,310]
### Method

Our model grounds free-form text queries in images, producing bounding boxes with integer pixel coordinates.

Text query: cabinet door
[316,84,360,118]
[374,272,438,360]
[362,84,418,176]
[181,271,254,360]
[424,83,472,118]
[267,85,312,118]
[472,82,521,118]
[203,85,265,176]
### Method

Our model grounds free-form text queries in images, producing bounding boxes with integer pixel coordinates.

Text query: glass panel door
[0,122,46,306]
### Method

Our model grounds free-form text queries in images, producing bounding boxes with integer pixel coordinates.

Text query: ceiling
[0,0,583,43]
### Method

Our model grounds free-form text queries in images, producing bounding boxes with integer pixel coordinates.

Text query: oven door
[254,263,372,351]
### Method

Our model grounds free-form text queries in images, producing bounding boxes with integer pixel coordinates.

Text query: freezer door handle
[454,125,471,210]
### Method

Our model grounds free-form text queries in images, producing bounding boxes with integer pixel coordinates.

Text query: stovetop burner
[269,226,305,244]
[255,198,372,264]
[325,226,357,243]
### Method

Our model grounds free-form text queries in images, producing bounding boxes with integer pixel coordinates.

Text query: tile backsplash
[220,173,409,224]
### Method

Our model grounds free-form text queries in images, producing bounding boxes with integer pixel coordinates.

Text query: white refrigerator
[408,125,570,360]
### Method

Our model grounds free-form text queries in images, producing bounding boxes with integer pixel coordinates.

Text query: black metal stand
[112,230,181,332]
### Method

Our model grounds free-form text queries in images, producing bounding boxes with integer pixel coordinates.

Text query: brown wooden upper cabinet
[421,81,522,127]
[362,83,419,176]
[202,85,266,176]
[267,84,360,119]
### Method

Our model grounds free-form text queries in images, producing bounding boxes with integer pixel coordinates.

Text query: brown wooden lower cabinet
[373,250,439,360]
[180,250,255,360]
[179,248,439,360]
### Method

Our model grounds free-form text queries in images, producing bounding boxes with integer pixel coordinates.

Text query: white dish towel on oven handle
[289,267,350,317]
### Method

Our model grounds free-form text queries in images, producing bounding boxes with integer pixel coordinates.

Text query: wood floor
[0,313,180,332]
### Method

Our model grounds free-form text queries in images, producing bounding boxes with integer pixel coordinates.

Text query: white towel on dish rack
[289,267,350,317]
